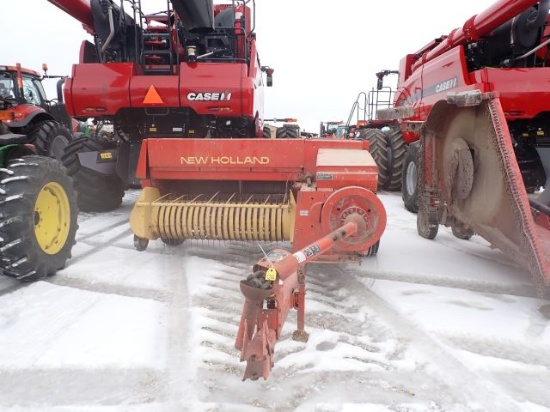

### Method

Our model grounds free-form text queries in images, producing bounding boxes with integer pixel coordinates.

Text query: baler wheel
[385,127,407,191]
[402,142,419,213]
[0,155,78,281]
[357,240,380,257]
[61,135,125,212]
[28,120,73,162]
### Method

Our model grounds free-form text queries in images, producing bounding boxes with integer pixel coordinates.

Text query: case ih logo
[187,92,232,101]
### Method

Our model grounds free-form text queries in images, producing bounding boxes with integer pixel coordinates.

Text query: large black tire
[276,124,300,138]
[0,155,78,281]
[61,135,125,212]
[356,128,389,190]
[28,120,73,162]
[402,142,419,213]
[263,125,272,139]
[385,127,407,191]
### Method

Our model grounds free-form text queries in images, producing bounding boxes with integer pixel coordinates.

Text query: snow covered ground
[0,190,548,412]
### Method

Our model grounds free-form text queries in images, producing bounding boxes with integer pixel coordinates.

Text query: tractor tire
[28,120,73,162]
[402,142,419,213]
[276,124,300,138]
[0,155,78,281]
[61,135,125,213]
[263,126,272,139]
[356,128,389,190]
[385,127,407,191]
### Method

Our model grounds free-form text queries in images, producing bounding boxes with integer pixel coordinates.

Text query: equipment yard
[0,190,548,412]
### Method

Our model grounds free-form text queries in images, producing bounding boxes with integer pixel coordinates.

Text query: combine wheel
[356,128,390,190]
[451,224,474,240]
[61,135,125,212]
[0,155,78,281]
[28,120,73,161]
[385,127,407,191]
[276,124,300,138]
[134,235,149,251]
[402,142,419,213]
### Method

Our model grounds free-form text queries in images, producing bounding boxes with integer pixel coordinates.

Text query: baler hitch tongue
[235,213,381,381]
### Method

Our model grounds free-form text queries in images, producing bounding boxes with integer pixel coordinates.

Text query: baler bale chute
[417,91,550,296]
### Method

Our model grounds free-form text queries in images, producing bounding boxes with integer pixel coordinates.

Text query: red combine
[363,0,550,296]
[46,0,388,379]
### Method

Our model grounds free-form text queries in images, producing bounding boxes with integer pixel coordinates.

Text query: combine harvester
[356,0,550,297]
[45,0,387,379]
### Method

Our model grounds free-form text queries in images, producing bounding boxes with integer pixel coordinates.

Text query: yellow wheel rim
[34,182,71,255]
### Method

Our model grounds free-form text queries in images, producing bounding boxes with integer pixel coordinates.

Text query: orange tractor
[46,0,387,380]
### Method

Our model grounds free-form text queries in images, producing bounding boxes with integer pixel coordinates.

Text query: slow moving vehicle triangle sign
[143,85,164,104]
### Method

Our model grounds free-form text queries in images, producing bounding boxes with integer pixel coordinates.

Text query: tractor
[0,102,78,281]
[0,63,76,161]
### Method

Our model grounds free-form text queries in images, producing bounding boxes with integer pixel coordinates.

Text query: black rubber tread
[357,240,380,257]
[451,224,474,240]
[61,135,125,212]
[28,120,73,161]
[385,127,407,191]
[402,143,419,213]
[276,124,300,138]
[263,126,272,139]
[356,128,390,190]
[0,155,78,281]
[161,238,185,246]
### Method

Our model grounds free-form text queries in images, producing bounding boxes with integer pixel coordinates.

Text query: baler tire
[28,120,73,162]
[356,129,390,190]
[0,155,78,281]
[61,136,125,213]
[402,143,419,213]
[357,240,380,257]
[385,127,406,191]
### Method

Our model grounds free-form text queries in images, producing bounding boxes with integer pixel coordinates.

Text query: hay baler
[45,0,388,379]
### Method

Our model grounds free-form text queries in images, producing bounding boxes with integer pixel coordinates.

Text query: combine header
[358,0,550,296]
[45,0,388,379]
